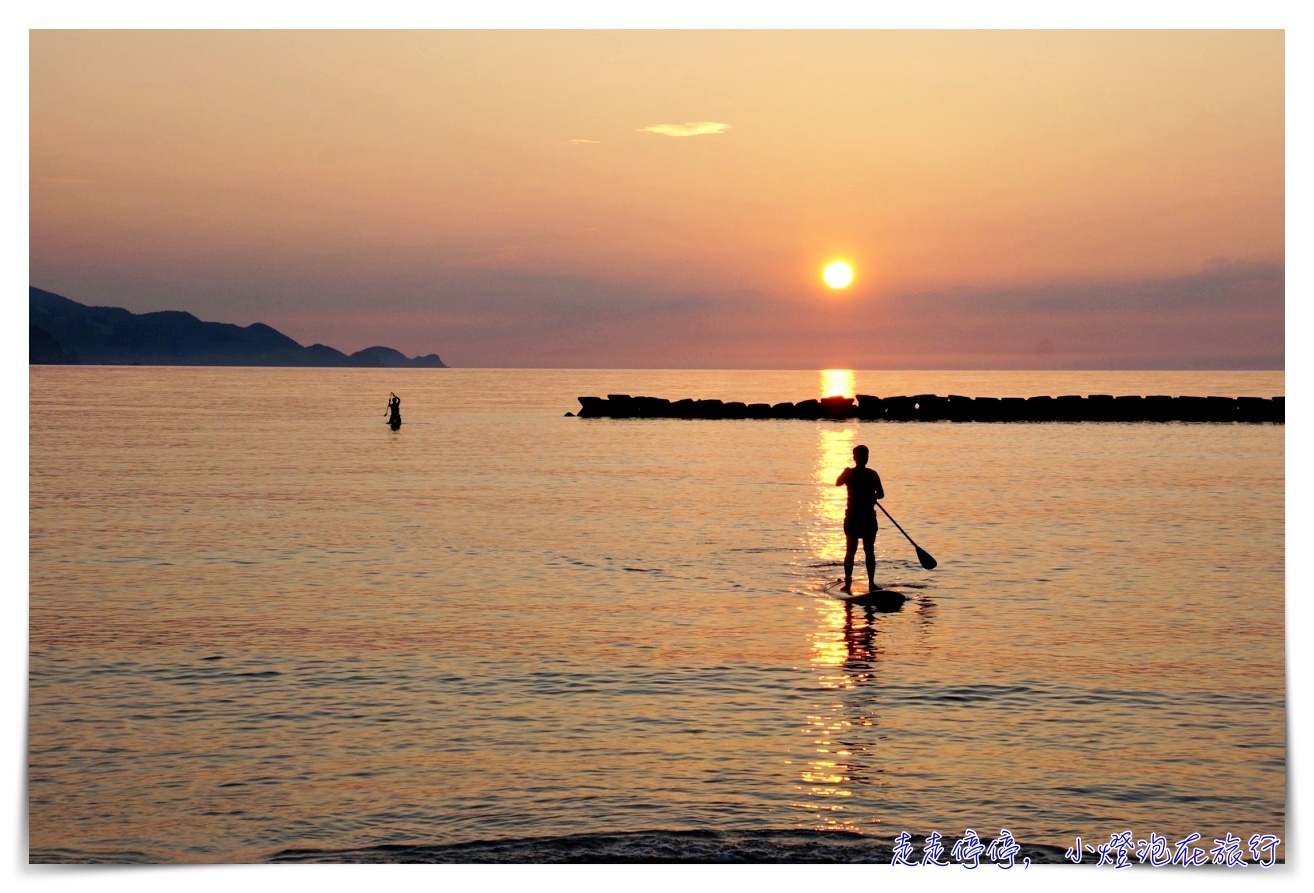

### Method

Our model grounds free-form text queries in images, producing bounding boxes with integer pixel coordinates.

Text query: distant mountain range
[29,287,445,367]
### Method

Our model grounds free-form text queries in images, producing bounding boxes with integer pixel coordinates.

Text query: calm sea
[27,368,1285,864]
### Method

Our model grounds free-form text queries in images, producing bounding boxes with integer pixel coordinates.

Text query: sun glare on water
[823,261,853,289]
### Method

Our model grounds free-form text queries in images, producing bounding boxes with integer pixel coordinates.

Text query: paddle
[876,502,938,570]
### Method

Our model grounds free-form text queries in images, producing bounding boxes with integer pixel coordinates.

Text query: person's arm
[836,467,851,487]
[874,472,885,501]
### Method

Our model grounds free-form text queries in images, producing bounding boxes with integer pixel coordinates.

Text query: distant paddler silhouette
[386,392,402,430]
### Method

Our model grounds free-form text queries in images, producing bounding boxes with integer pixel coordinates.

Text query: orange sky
[29,30,1284,368]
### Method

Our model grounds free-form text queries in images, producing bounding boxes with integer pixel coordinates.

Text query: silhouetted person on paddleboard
[836,444,884,593]
[386,392,402,429]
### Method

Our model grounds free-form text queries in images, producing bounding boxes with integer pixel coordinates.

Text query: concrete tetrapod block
[794,399,823,420]
[912,394,946,421]
[821,395,856,419]
[1112,395,1145,421]
[883,396,917,421]
[999,397,1028,421]
[855,395,884,421]
[943,395,974,422]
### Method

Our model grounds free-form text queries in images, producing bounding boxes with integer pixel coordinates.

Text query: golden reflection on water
[797,598,894,832]
[819,368,855,400]
[810,600,850,672]
[796,372,882,831]
[814,365,856,401]
[805,425,855,567]
[799,598,894,830]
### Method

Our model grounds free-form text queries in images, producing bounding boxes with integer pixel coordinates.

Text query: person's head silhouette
[853,445,869,467]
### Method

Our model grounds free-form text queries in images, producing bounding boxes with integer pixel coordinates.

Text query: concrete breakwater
[573,393,1284,423]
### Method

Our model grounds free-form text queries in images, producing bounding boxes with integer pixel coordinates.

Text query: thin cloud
[638,122,731,137]
[570,138,599,144]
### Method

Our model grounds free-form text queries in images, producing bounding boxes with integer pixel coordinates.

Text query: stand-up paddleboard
[821,578,907,611]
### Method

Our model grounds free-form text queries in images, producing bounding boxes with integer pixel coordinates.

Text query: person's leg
[863,534,876,588]
[842,535,858,592]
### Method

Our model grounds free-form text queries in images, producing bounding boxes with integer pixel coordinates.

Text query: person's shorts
[844,514,877,539]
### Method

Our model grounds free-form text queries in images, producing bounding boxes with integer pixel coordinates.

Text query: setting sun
[823,261,854,289]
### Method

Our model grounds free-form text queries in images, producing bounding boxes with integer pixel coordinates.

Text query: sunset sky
[29,28,1285,369]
